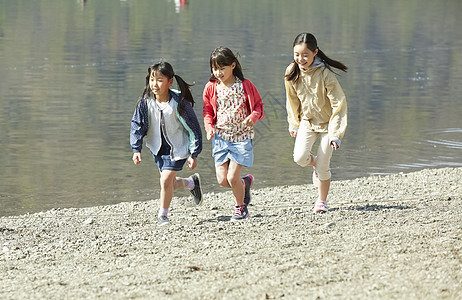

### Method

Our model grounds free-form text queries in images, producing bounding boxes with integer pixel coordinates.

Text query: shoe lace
[233,205,243,216]
[191,188,197,197]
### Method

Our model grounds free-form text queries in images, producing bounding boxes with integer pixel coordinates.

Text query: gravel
[1,167,461,299]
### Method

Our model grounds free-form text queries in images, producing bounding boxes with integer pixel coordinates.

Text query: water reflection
[172,0,188,13]
[0,0,461,216]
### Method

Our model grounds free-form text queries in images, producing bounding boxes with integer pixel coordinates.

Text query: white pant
[293,120,333,181]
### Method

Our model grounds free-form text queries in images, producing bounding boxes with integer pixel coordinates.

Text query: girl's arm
[179,100,203,159]
[187,157,197,170]
[130,100,149,153]
[242,80,265,127]
[325,71,347,147]
[202,83,216,139]
[132,152,142,165]
[285,78,301,134]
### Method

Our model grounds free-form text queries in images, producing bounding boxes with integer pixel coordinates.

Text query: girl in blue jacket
[130,62,203,226]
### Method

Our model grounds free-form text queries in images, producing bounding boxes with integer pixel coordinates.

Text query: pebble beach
[1,167,461,299]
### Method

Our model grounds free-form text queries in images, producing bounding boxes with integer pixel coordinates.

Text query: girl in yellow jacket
[284,32,347,213]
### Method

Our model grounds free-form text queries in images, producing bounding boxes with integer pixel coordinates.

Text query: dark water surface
[1,0,461,216]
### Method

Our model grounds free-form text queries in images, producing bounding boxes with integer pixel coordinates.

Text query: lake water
[1,0,461,216]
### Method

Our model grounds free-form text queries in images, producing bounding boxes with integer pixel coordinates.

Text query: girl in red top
[203,47,264,221]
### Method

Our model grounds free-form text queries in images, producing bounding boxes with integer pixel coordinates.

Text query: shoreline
[1,167,461,299]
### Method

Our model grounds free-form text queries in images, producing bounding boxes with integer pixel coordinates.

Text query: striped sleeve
[176,101,203,158]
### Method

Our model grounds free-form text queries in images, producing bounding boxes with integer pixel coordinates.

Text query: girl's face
[212,62,236,85]
[149,71,173,101]
[293,44,318,70]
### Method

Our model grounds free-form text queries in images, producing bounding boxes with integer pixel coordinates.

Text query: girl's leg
[215,160,245,206]
[227,161,245,206]
[216,161,231,188]
[158,170,202,220]
[159,170,178,210]
[318,179,331,203]
[293,121,317,167]
[173,176,190,190]
[314,133,334,203]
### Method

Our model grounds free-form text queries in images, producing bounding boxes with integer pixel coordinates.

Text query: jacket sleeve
[325,70,347,141]
[179,101,203,158]
[285,79,301,131]
[202,82,216,133]
[130,100,149,153]
[244,80,265,124]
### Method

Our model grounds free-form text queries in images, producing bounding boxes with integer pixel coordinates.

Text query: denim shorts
[152,153,187,172]
[212,134,253,168]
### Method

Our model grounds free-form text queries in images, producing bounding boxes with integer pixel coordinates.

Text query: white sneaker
[313,199,328,213]
[157,215,171,226]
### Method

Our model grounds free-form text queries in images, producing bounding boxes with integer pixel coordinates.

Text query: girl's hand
[330,141,339,150]
[243,116,255,127]
[207,128,215,140]
[132,152,142,165]
[289,130,297,138]
[187,157,197,170]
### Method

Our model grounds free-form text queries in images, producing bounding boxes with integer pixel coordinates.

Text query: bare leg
[318,179,330,202]
[159,170,176,209]
[314,133,333,204]
[311,155,330,202]
[159,170,191,209]
[216,161,231,188]
[215,160,245,206]
[173,176,189,190]
[227,161,245,206]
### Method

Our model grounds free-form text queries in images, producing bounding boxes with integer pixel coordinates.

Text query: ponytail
[174,74,195,117]
[285,62,301,83]
[285,33,347,83]
[316,48,347,73]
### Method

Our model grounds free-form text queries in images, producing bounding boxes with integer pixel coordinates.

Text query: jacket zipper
[159,109,175,158]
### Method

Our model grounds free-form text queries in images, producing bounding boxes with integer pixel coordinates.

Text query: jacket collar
[301,56,324,73]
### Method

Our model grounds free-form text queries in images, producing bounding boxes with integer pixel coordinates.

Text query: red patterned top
[202,78,265,141]
[215,79,253,142]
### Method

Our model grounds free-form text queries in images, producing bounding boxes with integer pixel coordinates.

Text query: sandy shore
[1,167,461,299]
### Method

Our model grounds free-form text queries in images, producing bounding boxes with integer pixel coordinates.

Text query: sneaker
[231,204,250,221]
[313,199,329,213]
[242,174,254,205]
[157,215,171,226]
[189,173,203,206]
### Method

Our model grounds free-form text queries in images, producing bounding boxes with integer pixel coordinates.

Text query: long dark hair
[286,33,347,82]
[138,62,194,116]
[209,47,244,82]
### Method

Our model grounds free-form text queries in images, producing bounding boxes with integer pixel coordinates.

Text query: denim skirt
[212,134,253,168]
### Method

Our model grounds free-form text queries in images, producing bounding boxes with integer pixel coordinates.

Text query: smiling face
[293,43,318,70]
[212,62,236,86]
[149,70,173,102]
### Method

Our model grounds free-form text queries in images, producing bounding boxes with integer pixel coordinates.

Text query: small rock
[324,222,335,228]
[83,218,94,225]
